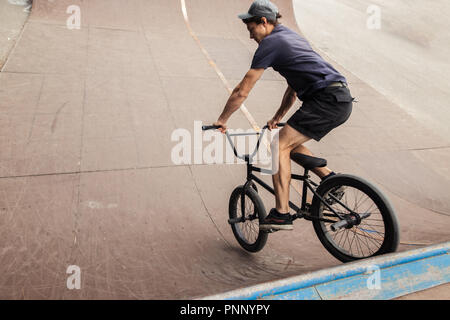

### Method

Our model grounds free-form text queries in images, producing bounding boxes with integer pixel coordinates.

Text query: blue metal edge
[201,242,449,300]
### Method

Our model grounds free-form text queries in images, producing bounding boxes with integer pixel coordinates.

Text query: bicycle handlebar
[201,123,286,161]
[202,123,286,131]
[202,125,221,131]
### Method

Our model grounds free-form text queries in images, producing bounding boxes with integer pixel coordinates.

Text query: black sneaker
[260,209,293,231]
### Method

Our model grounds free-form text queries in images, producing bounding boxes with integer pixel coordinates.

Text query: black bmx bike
[203,123,400,263]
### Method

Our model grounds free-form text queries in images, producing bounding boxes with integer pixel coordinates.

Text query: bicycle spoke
[363,218,383,222]
[352,189,361,211]
[360,229,376,256]
[354,228,384,245]
[354,230,364,256]
[249,221,258,234]
[331,228,344,240]
[364,201,377,214]
[355,194,371,212]
[353,228,370,256]
[336,228,346,247]
[359,221,385,228]
[235,195,260,245]
[348,227,358,256]
[320,184,387,259]
[360,226,374,255]
[358,223,385,236]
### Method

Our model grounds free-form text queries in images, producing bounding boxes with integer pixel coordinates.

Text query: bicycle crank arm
[228,214,258,224]
[262,228,279,234]
[228,218,243,224]
[330,212,371,232]
[293,211,337,223]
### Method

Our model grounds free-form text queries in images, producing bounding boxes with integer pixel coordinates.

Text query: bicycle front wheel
[311,174,400,262]
[229,185,268,252]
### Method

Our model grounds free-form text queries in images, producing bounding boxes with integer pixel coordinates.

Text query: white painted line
[180,0,260,131]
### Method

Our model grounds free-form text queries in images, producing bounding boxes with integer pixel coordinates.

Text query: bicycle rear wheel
[229,185,268,252]
[311,174,400,262]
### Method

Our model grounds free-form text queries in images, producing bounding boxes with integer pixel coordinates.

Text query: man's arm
[267,86,297,129]
[214,68,264,132]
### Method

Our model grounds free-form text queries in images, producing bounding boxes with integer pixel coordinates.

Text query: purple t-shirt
[251,24,346,100]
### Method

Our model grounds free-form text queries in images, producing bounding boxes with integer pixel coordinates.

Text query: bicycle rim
[234,194,260,245]
[318,186,386,259]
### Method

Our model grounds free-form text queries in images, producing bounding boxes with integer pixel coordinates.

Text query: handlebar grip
[263,122,286,129]
[202,125,221,131]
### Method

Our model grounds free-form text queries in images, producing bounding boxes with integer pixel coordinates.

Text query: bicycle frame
[202,124,354,224]
[242,161,343,224]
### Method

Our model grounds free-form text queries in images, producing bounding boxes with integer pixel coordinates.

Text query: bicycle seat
[290,153,327,170]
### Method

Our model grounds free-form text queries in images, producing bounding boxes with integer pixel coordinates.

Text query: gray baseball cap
[238,0,279,21]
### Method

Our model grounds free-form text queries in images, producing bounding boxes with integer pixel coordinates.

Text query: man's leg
[271,125,311,214]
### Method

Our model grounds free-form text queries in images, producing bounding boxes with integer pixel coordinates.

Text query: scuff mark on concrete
[51,101,68,133]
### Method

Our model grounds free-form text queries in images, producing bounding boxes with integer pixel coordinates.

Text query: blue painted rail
[202,242,450,300]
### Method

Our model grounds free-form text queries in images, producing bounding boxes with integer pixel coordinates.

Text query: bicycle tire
[311,174,400,262]
[229,185,268,252]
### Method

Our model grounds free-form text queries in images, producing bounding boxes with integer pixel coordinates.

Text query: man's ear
[261,17,267,25]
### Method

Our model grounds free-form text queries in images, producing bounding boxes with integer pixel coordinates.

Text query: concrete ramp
[0,0,448,299]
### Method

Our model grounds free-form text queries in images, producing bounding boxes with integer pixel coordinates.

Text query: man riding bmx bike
[213,0,354,231]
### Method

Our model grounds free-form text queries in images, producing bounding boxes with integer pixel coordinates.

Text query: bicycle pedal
[261,228,275,233]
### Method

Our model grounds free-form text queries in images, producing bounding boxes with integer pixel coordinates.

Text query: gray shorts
[287,86,354,141]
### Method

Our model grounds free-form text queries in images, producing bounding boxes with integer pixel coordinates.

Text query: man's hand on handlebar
[267,117,282,131]
[213,119,227,134]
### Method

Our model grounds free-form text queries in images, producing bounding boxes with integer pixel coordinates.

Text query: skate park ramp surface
[0,0,448,299]
[0,0,30,68]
